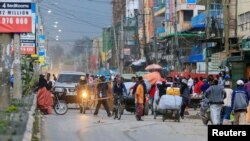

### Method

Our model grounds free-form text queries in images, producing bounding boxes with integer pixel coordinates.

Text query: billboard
[0,1,32,33]
[20,33,35,55]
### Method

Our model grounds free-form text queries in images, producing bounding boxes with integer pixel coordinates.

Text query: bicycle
[113,95,124,120]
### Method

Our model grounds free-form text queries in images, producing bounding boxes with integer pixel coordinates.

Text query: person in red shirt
[194,77,204,95]
[149,84,156,115]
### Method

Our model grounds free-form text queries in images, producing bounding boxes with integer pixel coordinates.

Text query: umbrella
[143,72,165,85]
[145,64,163,71]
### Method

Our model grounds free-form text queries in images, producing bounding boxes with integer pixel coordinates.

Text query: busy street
[1,0,250,141]
[41,108,207,141]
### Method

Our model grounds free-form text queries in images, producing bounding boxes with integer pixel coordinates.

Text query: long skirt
[136,103,144,116]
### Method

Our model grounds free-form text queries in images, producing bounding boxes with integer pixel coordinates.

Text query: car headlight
[82,91,87,98]
[54,87,64,93]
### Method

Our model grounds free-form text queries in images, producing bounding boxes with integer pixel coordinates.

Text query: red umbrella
[145,64,163,71]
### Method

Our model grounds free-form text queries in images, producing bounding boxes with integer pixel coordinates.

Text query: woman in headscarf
[37,74,54,114]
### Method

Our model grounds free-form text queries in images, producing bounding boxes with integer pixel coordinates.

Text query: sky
[39,0,112,48]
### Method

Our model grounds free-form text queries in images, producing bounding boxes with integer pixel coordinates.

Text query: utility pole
[134,9,141,59]
[13,34,22,100]
[120,14,124,74]
[235,0,238,37]
[113,25,119,71]
[205,0,211,75]
[152,6,158,64]
[142,0,146,59]
[174,0,179,71]
[223,0,230,53]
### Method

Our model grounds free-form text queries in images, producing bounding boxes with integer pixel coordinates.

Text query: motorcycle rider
[76,76,89,104]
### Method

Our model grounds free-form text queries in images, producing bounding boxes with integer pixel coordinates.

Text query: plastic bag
[158,95,182,110]
[247,105,250,123]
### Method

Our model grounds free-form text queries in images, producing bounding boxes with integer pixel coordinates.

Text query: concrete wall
[0,33,12,109]
[237,1,250,37]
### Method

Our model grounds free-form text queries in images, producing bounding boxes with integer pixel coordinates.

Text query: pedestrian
[135,76,145,121]
[52,74,57,81]
[112,77,127,118]
[93,76,111,117]
[9,74,14,88]
[180,79,191,119]
[187,75,194,90]
[231,80,250,125]
[149,84,156,115]
[222,81,233,125]
[37,74,54,115]
[205,79,226,125]
[194,77,204,95]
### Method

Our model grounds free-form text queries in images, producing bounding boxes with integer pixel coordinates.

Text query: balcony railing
[242,39,250,50]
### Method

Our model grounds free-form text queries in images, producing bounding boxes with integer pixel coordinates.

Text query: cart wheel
[80,106,83,114]
[83,107,86,114]
[154,111,157,119]
[176,110,180,122]
[162,115,166,122]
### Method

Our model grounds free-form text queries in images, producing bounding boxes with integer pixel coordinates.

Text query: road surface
[41,109,207,141]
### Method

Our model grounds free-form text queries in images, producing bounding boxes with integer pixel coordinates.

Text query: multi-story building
[153,0,205,72]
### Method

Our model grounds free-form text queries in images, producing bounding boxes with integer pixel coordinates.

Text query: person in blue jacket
[231,80,250,125]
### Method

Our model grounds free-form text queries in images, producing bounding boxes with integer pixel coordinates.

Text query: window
[183,10,193,22]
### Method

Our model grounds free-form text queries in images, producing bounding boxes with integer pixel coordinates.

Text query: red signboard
[0,16,32,32]
[21,47,35,55]
[0,2,32,33]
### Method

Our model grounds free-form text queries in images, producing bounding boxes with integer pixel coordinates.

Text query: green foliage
[0,119,8,134]
[32,110,40,141]
[21,56,38,96]
[5,105,17,113]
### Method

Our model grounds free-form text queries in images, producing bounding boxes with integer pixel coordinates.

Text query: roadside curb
[22,94,37,141]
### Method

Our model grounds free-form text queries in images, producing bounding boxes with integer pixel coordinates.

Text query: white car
[53,71,86,104]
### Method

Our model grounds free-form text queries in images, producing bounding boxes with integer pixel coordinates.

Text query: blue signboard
[39,49,45,56]
[32,3,36,13]
[165,0,170,22]
[189,54,204,62]
[186,0,196,4]
[39,35,45,41]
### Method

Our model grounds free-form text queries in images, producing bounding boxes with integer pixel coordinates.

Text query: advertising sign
[0,1,32,33]
[20,33,35,55]
[165,0,170,22]
[186,0,197,4]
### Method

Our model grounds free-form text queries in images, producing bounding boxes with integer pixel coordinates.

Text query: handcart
[154,94,182,122]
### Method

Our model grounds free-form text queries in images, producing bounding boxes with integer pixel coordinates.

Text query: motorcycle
[53,89,68,115]
[199,95,212,125]
[79,90,89,114]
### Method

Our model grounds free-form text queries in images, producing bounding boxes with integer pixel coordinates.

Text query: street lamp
[48,10,52,13]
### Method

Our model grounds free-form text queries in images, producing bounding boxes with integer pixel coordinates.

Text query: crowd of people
[152,73,250,125]
[35,71,250,124]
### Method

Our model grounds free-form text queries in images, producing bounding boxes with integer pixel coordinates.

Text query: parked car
[53,71,86,104]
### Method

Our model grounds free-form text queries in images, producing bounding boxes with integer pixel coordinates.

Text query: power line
[40,4,108,27]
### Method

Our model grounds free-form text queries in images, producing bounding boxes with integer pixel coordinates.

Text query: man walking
[94,76,111,117]
[231,80,250,124]
[205,80,226,125]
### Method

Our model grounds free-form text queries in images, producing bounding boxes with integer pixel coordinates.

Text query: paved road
[41,109,207,141]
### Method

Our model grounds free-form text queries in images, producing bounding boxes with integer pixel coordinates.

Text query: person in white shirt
[187,75,194,92]
[222,81,233,124]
